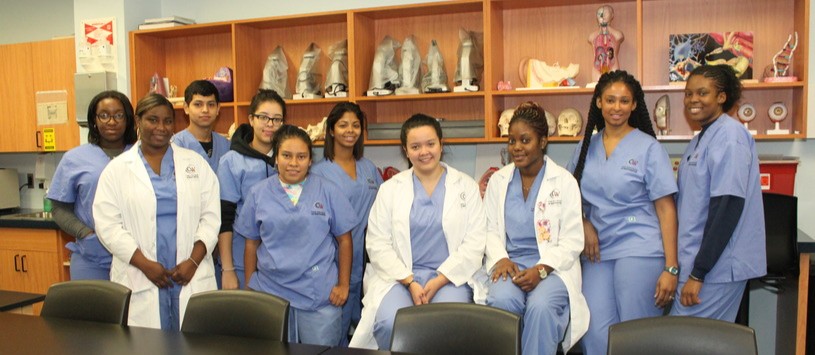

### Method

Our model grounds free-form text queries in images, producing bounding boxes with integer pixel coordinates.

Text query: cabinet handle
[35,131,42,148]
[21,255,28,272]
[14,254,20,272]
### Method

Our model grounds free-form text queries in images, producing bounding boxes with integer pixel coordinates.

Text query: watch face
[538,267,548,279]
[665,266,679,275]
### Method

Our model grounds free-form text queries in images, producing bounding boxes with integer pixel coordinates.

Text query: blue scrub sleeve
[691,195,745,280]
[645,143,678,200]
[233,191,261,240]
[708,140,750,198]
[219,200,237,233]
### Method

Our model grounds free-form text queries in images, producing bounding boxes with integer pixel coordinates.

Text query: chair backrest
[607,316,758,355]
[181,289,289,341]
[390,303,521,355]
[762,192,798,275]
[40,280,132,326]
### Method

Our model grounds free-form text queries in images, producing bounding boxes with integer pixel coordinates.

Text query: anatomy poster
[79,17,117,73]
[668,31,753,82]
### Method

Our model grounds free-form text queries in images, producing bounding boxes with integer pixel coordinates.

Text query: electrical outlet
[26,174,34,188]
[38,181,45,189]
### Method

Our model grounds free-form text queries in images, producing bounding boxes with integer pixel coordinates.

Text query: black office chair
[735,192,798,325]
[181,289,289,340]
[607,316,758,355]
[40,280,132,326]
[390,303,522,355]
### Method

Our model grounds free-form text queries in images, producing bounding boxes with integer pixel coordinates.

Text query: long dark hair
[87,91,137,145]
[323,102,366,161]
[687,65,742,112]
[572,70,655,185]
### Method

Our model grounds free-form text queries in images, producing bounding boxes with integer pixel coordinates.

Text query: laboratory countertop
[0,208,58,229]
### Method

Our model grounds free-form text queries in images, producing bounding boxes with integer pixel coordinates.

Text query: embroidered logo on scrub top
[367,177,377,189]
[621,159,638,172]
[311,201,326,216]
[185,165,199,179]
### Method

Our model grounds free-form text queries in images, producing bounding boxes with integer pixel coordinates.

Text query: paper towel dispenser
[74,72,117,127]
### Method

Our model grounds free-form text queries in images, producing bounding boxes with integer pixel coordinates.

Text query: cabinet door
[17,251,60,294]
[31,38,80,151]
[0,250,28,292]
[0,43,37,152]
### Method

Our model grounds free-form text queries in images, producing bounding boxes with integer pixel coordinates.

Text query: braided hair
[687,65,742,112]
[510,101,549,154]
[572,70,655,185]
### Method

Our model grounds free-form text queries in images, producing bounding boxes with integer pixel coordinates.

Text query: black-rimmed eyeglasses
[251,114,284,125]
[97,112,126,123]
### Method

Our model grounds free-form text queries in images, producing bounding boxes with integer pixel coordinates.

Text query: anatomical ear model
[294,42,322,99]
[260,45,290,99]
[368,35,401,96]
[325,39,348,98]
[396,36,421,95]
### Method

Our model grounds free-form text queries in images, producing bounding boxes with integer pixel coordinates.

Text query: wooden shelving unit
[129,0,809,144]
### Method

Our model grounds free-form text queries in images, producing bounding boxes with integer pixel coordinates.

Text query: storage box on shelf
[128,0,809,145]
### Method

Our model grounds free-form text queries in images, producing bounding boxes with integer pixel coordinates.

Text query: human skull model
[557,108,583,136]
[498,109,514,136]
[654,94,670,134]
[545,110,557,136]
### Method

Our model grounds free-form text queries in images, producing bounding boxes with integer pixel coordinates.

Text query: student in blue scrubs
[48,91,137,280]
[172,80,230,172]
[311,102,382,346]
[216,89,285,290]
[235,125,357,346]
[94,94,219,330]
[568,71,678,355]
[484,102,588,355]
[671,65,766,321]
[349,114,486,350]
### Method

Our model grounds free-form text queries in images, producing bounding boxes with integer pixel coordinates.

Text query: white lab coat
[93,142,220,329]
[481,157,589,351]
[349,164,486,349]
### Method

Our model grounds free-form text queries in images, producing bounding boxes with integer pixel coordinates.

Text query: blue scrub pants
[68,251,110,280]
[373,269,473,350]
[487,257,570,355]
[288,304,342,346]
[158,283,181,331]
[339,279,362,346]
[670,280,746,321]
[579,256,665,355]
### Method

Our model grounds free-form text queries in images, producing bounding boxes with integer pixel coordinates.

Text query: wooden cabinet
[0,38,79,152]
[0,228,73,315]
[129,0,809,144]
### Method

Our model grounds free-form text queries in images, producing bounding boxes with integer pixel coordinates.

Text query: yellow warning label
[43,128,56,151]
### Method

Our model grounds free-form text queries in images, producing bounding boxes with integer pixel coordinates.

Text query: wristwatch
[664,266,679,276]
[537,265,549,280]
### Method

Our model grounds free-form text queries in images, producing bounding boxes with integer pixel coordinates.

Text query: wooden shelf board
[356,91,484,102]
[353,1,483,20]
[133,23,232,37]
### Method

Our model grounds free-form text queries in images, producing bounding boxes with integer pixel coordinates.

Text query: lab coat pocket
[122,265,153,293]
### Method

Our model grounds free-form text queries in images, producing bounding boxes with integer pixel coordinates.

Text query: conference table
[0,290,44,314]
[0,312,329,355]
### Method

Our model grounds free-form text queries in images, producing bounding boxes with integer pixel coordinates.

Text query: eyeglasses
[97,112,126,123]
[251,114,284,126]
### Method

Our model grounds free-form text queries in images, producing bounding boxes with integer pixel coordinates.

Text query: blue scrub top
[676,114,766,283]
[505,166,546,259]
[217,150,275,270]
[409,171,449,270]
[311,157,382,284]
[234,174,358,310]
[48,143,131,266]
[568,129,677,260]
[172,129,230,172]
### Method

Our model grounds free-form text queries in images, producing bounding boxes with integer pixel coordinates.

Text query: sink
[0,211,53,220]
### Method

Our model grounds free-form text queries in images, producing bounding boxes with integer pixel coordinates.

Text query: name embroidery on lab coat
[459,192,467,208]
[311,201,326,216]
[185,165,199,179]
